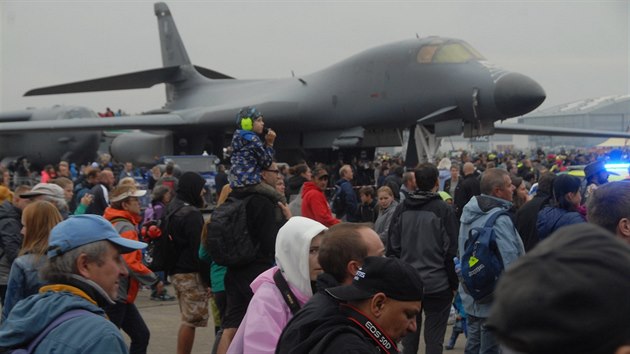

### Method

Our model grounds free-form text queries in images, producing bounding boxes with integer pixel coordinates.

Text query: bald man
[454,162,480,218]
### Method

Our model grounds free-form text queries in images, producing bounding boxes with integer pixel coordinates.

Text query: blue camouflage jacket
[228,130,274,188]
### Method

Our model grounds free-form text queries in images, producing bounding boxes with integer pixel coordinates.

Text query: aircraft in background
[2,2,627,168]
[0,105,100,167]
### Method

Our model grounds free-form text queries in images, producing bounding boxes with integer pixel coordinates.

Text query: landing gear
[405,124,442,167]
[414,124,442,164]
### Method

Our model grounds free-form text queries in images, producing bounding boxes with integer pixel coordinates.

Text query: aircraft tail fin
[23,3,234,101]
[155,2,191,67]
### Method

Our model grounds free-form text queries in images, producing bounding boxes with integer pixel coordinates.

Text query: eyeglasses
[318,175,329,180]
[265,169,280,174]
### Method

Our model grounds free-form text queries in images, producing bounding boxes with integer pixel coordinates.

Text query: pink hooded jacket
[227,216,327,354]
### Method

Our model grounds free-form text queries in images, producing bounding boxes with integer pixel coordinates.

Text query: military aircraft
[0,105,100,167]
[2,2,628,167]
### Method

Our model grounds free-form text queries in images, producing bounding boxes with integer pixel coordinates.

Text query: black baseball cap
[326,256,423,302]
[487,223,630,354]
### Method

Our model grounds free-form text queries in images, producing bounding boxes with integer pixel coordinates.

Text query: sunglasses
[318,175,329,180]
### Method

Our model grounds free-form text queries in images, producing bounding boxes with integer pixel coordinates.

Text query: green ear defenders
[236,106,261,131]
[240,116,254,130]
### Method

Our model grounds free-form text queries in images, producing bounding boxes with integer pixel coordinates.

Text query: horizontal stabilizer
[25,67,182,96]
[417,106,458,125]
[495,123,630,138]
[194,66,235,80]
[0,114,186,133]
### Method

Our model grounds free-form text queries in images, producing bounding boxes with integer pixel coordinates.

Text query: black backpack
[142,203,188,272]
[460,210,509,303]
[331,185,345,217]
[205,195,259,267]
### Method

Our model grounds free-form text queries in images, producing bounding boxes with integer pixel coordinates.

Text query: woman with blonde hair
[374,186,399,247]
[2,200,62,321]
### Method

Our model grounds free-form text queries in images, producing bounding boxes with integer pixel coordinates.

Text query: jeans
[464,315,499,354]
[402,288,453,354]
[106,302,150,354]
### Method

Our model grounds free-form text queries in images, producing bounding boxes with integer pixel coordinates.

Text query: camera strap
[273,269,301,315]
[341,304,398,354]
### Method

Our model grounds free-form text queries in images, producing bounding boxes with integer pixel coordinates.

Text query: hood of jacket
[287,175,308,191]
[0,200,20,221]
[176,172,206,208]
[302,181,322,195]
[335,178,351,187]
[460,194,512,225]
[273,216,328,297]
[0,286,104,348]
[103,207,142,225]
[403,191,442,209]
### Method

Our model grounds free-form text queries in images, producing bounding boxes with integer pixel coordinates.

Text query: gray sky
[1,1,628,115]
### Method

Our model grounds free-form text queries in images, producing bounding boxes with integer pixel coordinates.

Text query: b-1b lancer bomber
[5,2,611,166]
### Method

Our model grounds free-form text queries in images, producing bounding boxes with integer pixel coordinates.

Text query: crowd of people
[0,105,630,354]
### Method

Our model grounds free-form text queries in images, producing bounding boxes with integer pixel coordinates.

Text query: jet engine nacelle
[110,131,174,166]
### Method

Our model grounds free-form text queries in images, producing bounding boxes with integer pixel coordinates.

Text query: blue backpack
[461,210,509,303]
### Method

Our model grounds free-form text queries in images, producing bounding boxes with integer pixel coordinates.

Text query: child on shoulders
[228,106,286,204]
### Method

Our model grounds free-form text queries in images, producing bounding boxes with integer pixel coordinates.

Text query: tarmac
[132,284,466,354]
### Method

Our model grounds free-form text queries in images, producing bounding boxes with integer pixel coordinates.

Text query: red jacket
[301,182,340,227]
[103,207,158,303]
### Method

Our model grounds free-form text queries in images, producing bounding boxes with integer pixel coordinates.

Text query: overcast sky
[1,1,628,115]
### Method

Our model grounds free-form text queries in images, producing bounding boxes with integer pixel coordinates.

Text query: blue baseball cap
[48,215,147,258]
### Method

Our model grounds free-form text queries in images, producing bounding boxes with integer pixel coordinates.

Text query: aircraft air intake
[493,72,546,118]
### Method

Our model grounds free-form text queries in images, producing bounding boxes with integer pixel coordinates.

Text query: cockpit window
[417,45,439,63]
[416,40,485,64]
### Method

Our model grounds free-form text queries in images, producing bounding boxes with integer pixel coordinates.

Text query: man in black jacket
[167,172,210,354]
[299,256,423,354]
[454,162,481,219]
[86,169,115,216]
[387,163,458,354]
[276,223,385,354]
[216,167,287,354]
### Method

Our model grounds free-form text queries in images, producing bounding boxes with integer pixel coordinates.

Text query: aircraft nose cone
[494,72,546,118]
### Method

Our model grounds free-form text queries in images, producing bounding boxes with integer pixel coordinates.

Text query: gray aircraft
[0,105,100,167]
[2,2,628,167]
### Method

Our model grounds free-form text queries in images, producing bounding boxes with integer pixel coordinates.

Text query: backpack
[205,195,258,267]
[9,309,94,353]
[141,203,188,272]
[461,210,509,303]
[331,185,345,217]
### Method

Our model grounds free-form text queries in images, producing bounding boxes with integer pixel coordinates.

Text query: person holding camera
[227,106,286,204]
